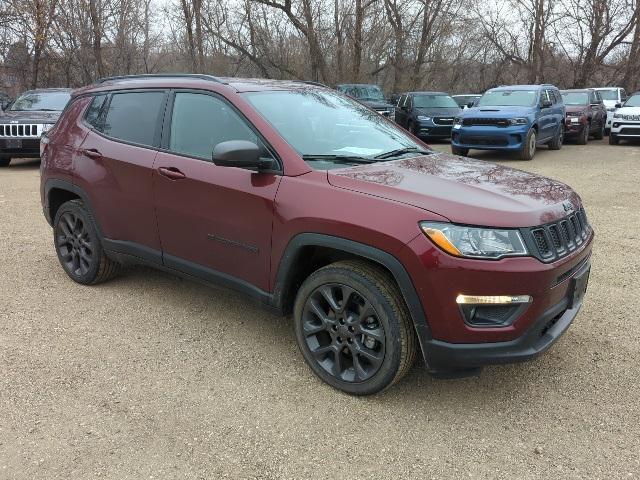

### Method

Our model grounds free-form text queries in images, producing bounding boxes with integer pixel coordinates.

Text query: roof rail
[95,74,226,84]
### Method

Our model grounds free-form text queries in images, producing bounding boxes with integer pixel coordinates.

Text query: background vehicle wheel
[518,129,536,160]
[0,158,11,167]
[548,127,563,150]
[53,199,121,285]
[594,121,605,140]
[609,134,619,145]
[451,145,469,156]
[576,125,588,145]
[293,260,417,395]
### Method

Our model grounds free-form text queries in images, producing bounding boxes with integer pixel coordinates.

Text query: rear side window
[85,94,107,128]
[99,91,165,147]
[168,92,272,161]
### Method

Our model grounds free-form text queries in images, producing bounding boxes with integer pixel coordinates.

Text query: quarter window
[169,92,270,161]
[100,91,165,147]
[85,94,107,128]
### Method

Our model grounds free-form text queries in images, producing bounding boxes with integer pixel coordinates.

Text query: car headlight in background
[417,116,432,122]
[41,123,55,133]
[453,117,462,125]
[508,118,528,126]
[613,113,621,119]
[419,222,528,259]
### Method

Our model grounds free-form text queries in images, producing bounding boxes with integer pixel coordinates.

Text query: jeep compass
[40,75,593,395]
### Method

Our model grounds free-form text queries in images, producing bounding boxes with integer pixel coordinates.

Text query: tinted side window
[100,91,165,147]
[85,94,107,128]
[169,92,270,161]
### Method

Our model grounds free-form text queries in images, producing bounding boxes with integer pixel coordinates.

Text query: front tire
[594,121,605,140]
[451,145,469,156]
[609,133,619,145]
[576,125,588,145]
[0,158,11,167]
[518,129,536,160]
[548,126,564,150]
[293,260,417,395]
[53,199,121,285]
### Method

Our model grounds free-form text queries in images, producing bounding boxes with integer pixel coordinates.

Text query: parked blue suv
[451,85,565,160]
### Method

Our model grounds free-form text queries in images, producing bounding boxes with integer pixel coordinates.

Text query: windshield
[597,89,618,101]
[561,92,589,105]
[413,95,459,108]
[624,95,640,107]
[10,91,70,111]
[340,85,384,102]
[477,90,538,107]
[244,90,427,170]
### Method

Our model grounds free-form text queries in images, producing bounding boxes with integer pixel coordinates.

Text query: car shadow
[5,158,41,170]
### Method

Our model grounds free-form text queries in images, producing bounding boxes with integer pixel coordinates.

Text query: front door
[153,91,282,292]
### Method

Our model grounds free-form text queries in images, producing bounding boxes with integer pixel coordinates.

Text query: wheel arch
[272,233,432,363]
[44,180,101,236]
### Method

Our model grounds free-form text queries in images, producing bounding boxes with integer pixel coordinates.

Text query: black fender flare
[272,233,432,365]
[44,179,102,235]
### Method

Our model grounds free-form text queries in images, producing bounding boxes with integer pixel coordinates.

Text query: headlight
[453,117,462,125]
[613,113,621,119]
[41,123,55,133]
[508,118,528,126]
[417,115,431,122]
[419,222,528,259]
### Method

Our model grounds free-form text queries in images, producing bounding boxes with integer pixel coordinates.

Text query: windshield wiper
[374,147,431,160]
[302,154,374,164]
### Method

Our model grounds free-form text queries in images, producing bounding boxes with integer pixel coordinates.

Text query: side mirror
[615,102,622,108]
[541,100,553,108]
[212,140,265,169]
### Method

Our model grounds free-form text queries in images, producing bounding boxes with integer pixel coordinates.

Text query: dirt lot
[1,138,639,479]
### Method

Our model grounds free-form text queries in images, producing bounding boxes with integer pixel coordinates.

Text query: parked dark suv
[394,92,460,139]
[336,84,395,118]
[0,88,71,167]
[41,75,593,395]
[560,89,606,144]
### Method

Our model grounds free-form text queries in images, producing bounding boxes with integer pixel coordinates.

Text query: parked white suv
[593,87,627,133]
[609,93,640,145]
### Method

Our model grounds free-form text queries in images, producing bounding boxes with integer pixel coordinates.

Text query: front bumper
[564,118,587,137]
[0,138,41,158]
[611,121,640,137]
[426,259,589,370]
[451,124,529,151]
[416,122,452,138]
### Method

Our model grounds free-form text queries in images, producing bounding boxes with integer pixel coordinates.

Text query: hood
[361,99,395,110]
[602,100,618,108]
[414,107,460,117]
[615,106,640,118]
[0,110,62,123]
[463,105,535,117]
[565,104,589,114]
[327,153,581,228]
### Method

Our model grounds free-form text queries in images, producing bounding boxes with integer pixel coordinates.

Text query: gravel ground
[1,138,639,479]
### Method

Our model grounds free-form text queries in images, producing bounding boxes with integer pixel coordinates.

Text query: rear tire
[53,199,121,285]
[548,126,564,150]
[0,158,11,167]
[293,260,417,395]
[594,121,605,140]
[609,133,619,145]
[451,145,469,156]
[518,129,536,160]
[576,125,588,145]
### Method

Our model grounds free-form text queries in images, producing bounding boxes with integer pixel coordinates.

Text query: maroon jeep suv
[40,74,593,395]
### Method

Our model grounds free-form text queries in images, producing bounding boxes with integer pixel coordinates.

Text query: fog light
[456,294,532,304]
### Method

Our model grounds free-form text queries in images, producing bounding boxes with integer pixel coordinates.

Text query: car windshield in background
[477,90,537,107]
[10,91,71,111]
[244,90,428,169]
[413,95,459,108]
[453,96,478,106]
[597,89,618,101]
[625,95,640,107]
[561,92,589,105]
[343,86,384,102]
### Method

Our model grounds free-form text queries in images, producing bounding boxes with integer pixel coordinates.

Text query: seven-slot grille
[0,124,41,138]
[462,118,510,127]
[526,208,591,262]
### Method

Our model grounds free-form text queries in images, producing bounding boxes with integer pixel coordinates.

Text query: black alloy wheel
[301,283,386,383]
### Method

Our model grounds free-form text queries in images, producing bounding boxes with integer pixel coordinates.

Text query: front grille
[0,124,41,138]
[460,135,508,146]
[433,117,454,125]
[619,127,640,135]
[525,208,591,262]
[462,117,510,127]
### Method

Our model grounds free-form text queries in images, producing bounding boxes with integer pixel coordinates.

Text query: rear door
[75,90,167,255]
[152,90,282,292]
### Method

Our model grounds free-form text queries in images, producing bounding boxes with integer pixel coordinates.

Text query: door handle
[82,148,102,159]
[158,166,186,180]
